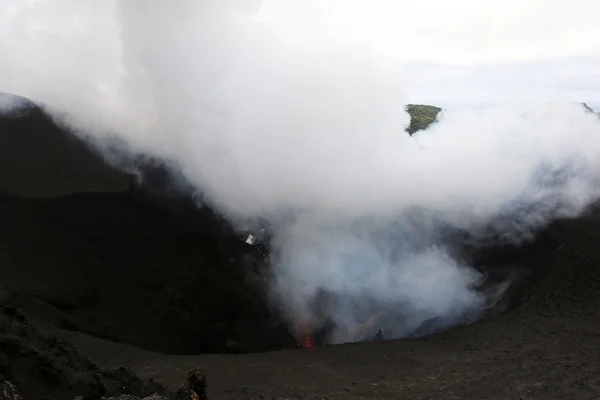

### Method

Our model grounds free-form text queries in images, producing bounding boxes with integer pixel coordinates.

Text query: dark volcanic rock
[0,93,296,355]
[0,93,131,198]
[98,367,209,399]
[0,294,168,400]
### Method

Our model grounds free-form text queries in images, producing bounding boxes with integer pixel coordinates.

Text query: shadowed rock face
[0,93,296,355]
[0,297,169,400]
[0,93,132,198]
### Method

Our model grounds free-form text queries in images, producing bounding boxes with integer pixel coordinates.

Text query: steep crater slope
[0,95,296,355]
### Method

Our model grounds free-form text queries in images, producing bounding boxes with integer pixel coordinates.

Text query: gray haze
[2,0,600,342]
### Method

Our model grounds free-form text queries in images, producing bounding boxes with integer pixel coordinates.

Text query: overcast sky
[1,0,599,109]
[258,0,600,107]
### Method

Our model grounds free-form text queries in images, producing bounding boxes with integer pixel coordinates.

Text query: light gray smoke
[2,0,600,343]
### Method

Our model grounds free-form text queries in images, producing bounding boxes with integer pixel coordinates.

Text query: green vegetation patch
[405,104,442,135]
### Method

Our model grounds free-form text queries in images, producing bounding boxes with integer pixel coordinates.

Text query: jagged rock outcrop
[0,293,168,399]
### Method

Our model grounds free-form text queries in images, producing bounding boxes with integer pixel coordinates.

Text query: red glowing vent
[295,321,312,348]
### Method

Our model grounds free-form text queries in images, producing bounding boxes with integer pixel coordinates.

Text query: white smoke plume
[1,0,600,343]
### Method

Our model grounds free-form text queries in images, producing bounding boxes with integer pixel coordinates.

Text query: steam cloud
[2,0,600,343]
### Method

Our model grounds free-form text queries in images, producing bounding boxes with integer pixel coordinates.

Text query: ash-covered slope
[63,205,600,399]
[0,94,295,356]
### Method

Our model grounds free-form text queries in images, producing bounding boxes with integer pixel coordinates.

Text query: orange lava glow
[295,321,312,348]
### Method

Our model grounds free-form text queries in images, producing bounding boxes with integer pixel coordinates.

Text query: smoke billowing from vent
[2,0,600,343]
